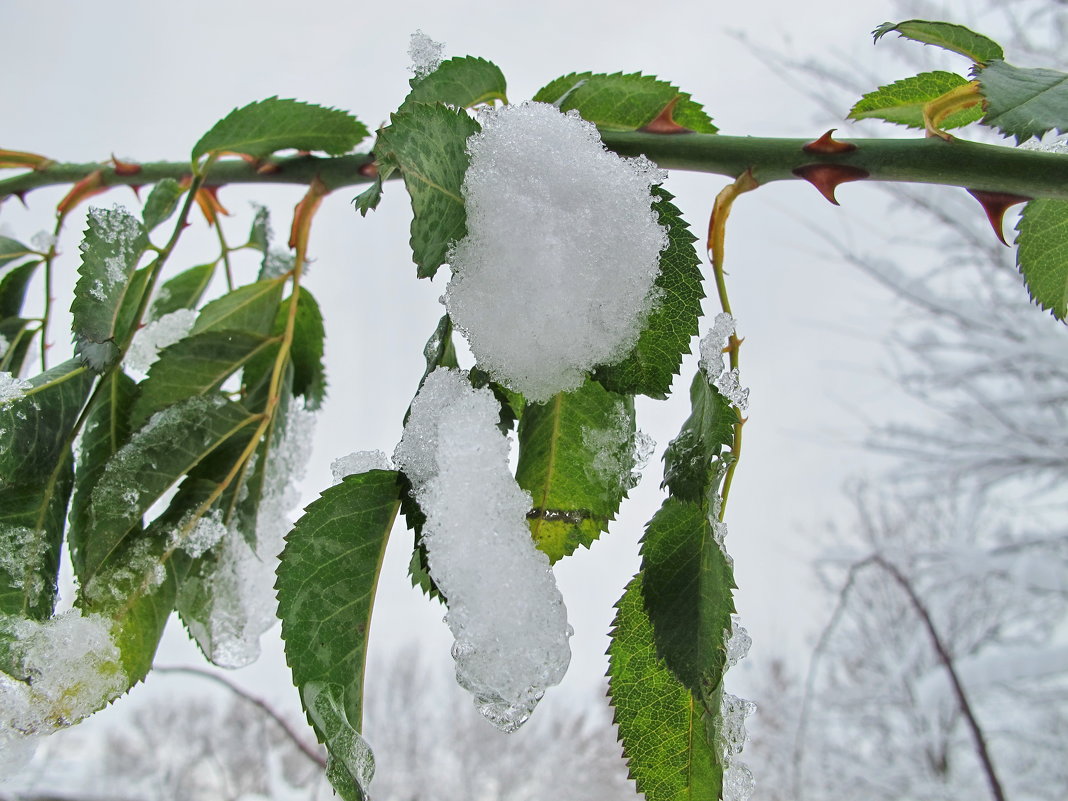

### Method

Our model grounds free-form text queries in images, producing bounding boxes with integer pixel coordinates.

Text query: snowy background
[5,0,1051,797]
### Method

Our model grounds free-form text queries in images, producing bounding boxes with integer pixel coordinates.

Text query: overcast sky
[4,0,998,783]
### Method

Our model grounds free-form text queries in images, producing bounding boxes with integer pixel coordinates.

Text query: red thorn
[966,189,1030,246]
[129,184,143,200]
[110,154,142,176]
[256,162,281,175]
[792,164,870,205]
[639,97,693,135]
[358,160,378,178]
[802,129,857,154]
[15,191,28,208]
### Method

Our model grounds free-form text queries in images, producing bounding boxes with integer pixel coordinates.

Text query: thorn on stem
[792,164,870,205]
[802,130,856,154]
[966,189,1030,246]
[639,97,693,135]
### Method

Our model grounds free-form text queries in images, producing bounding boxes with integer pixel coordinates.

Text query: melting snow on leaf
[699,312,749,410]
[445,101,668,402]
[123,308,198,378]
[408,30,444,78]
[393,368,572,730]
[0,373,31,405]
[330,449,393,485]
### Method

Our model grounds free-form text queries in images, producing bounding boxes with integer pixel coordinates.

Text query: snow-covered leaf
[71,207,150,372]
[532,72,717,133]
[375,103,478,278]
[191,97,368,161]
[849,71,983,129]
[873,19,1003,64]
[1015,198,1068,318]
[190,276,285,336]
[516,379,635,562]
[640,497,736,694]
[149,262,215,321]
[661,374,736,503]
[608,576,722,801]
[398,56,507,113]
[278,470,401,801]
[141,178,186,232]
[596,187,704,398]
[978,60,1068,142]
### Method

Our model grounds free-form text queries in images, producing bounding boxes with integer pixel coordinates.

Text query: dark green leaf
[375,104,479,278]
[0,359,94,485]
[142,179,186,231]
[192,97,368,161]
[0,236,34,271]
[241,289,327,411]
[398,56,507,113]
[132,331,277,426]
[532,72,717,133]
[352,177,383,217]
[278,470,402,801]
[248,205,271,252]
[0,318,36,374]
[849,71,984,129]
[150,263,216,321]
[978,60,1068,143]
[1015,198,1068,318]
[640,498,736,695]
[662,374,736,503]
[596,188,704,398]
[71,207,150,371]
[516,379,635,562]
[0,260,38,317]
[608,576,721,801]
[0,464,72,619]
[191,277,285,336]
[873,20,1004,64]
[79,394,259,584]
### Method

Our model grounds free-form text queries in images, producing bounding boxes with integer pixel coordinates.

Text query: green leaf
[142,179,186,232]
[241,289,327,411]
[532,72,717,133]
[352,178,383,217]
[0,260,38,318]
[639,498,736,695]
[608,576,721,801]
[0,465,73,620]
[398,56,507,113]
[0,318,36,374]
[1015,198,1068,318]
[0,359,94,485]
[978,60,1068,143]
[873,19,1004,64]
[849,71,984,129]
[0,236,34,271]
[192,97,368,161]
[131,331,277,426]
[191,277,285,336]
[375,104,479,278]
[596,188,704,398]
[78,394,260,584]
[71,206,150,372]
[248,205,271,252]
[150,263,216,321]
[278,470,401,801]
[662,374,736,504]
[69,371,139,580]
[516,379,635,562]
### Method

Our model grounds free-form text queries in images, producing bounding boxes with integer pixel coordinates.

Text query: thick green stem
[6,135,1068,201]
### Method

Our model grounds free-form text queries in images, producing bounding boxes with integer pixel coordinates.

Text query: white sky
[3,0,998,783]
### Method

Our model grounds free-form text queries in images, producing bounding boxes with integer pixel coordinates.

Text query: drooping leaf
[248,205,271,252]
[0,317,36,374]
[608,576,721,801]
[190,276,285,336]
[1015,198,1068,319]
[0,359,94,485]
[69,371,139,580]
[661,374,736,504]
[131,331,277,426]
[0,260,38,318]
[532,72,717,133]
[848,71,984,129]
[0,236,34,271]
[142,178,187,232]
[149,263,216,321]
[352,177,384,217]
[78,394,260,585]
[0,464,73,620]
[278,470,402,801]
[398,56,508,113]
[873,19,1004,64]
[375,103,479,278]
[639,498,736,695]
[596,187,704,398]
[71,207,150,372]
[192,97,368,162]
[516,379,635,562]
[978,60,1068,143]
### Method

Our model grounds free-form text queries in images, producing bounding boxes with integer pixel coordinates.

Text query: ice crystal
[330,450,393,484]
[0,372,31,405]
[408,29,444,78]
[699,312,749,410]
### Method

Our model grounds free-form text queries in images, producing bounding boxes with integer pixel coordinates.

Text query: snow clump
[408,30,444,78]
[0,372,31,405]
[445,101,668,402]
[0,610,126,779]
[393,368,572,731]
[699,312,749,410]
[124,308,198,378]
[331,450,393,485]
